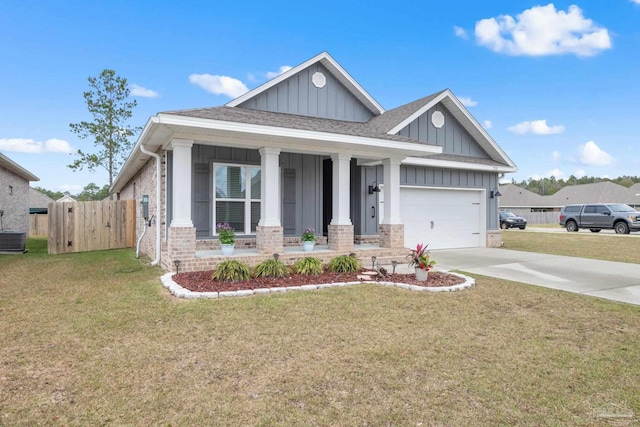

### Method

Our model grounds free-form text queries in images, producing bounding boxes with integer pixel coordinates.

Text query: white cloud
[578,140,613,166]
[552,150,561,161]
[530,168,565,180]
[458,96,478,107]
[0,138,73,154]
[632,0,640,4]
[454,25,468,39]
[189,74,249,98]
[574,169,586,178]
[507,119,565,135]
[265,65,292,79]
[475,4,611,57]
[44,139,73,153]
[483,120,492,129]
[130,84,159,98]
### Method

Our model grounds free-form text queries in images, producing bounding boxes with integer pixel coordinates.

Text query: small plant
[291,257,324,275]
[328,255,361,273]
[254,259,289,278]
[407,243,436,271]
[301,227,316,242]
[216,222,235,245]
[211,260,250,282]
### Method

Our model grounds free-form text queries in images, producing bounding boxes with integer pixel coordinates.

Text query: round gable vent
[312,72,326,88]
[431,111,445,128]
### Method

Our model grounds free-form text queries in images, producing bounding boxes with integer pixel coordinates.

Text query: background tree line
[33,183,110,202]
[510,175,640,196]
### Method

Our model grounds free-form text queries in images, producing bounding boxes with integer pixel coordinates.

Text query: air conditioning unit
[0,231,27,253]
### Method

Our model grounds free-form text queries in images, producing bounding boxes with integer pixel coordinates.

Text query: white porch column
[382,157,403,224]
[330,153,352,225]
[258,147,281,227]
[169,139,194,227]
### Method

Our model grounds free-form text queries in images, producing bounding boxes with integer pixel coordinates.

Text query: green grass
[502,230,640,264]
[1,237,639,425]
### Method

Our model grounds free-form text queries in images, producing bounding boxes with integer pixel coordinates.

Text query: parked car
[559,203,640,234]
[499,211,527,229]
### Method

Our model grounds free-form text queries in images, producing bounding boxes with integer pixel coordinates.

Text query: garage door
[400,187,483,250]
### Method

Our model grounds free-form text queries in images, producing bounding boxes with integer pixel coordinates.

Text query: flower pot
[415,267,428,282]
[221,244,235,256]
[302,241,315,252]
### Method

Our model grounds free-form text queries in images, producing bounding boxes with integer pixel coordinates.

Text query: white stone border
[160,271,474,299]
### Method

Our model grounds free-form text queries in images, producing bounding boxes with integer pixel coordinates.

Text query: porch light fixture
[174,259,181,274]
[371,255,377,270]
[490,187,502,199]
[273,253,279,261]
[368,181,381,195]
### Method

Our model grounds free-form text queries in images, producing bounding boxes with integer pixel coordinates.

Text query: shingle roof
[29,187,54,209]
[499,182,640,207]
[165,106,440,146]
[498,183,546,207]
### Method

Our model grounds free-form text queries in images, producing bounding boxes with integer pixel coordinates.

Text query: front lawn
[1,238,639,425]
[502,230,640,264]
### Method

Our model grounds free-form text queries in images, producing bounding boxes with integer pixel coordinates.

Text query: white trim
[402,156,517,173]
[212,162,262,235]
[157,113,441,156]
[226,52,385,115]
[0,152,39,182]
[387,89,516,169]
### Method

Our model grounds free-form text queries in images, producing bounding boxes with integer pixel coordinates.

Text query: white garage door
[401,187,484,250]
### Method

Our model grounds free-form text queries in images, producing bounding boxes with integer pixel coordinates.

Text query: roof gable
[385,90,516,168]
[227,52,384,118]
[0,152,39,181]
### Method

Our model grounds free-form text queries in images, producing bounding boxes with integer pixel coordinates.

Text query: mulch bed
[173,269,466,293]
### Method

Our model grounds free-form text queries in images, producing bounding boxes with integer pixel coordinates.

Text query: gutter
[139,143,162,266]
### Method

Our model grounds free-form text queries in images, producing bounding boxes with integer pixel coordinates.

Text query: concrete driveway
[431,247,640,306]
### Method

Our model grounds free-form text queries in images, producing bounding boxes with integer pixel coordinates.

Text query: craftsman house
[111,52,516,272]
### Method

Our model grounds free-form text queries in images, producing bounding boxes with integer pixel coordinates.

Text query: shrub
[328,255,361,273]
[301,228,316,242]
[211,260,250,282]
[291,257,324,275]
[254,259,289,278]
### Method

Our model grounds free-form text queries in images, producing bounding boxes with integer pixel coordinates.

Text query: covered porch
[145,113,441,272]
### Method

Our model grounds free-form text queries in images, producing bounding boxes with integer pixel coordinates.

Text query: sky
[1,0,639,193]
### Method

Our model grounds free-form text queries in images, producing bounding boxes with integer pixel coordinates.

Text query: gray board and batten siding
[398,103,489,159]
[236,63,375,123]
[190,144,324,239]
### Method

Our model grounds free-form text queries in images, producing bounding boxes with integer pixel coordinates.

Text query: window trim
[212,162,261,235]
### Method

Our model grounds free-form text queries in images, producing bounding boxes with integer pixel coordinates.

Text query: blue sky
[1,1,639,192]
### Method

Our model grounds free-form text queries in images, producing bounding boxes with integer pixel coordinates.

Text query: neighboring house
[0,152,39,232]
[499,181,640,223]
[29,187,55,214]
[111,52,516,272]
[56,194,77,203]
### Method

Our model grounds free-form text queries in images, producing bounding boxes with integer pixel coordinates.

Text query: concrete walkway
[428,248,640,306]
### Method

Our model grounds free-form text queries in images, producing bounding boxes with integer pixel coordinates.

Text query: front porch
[161,236,409,273]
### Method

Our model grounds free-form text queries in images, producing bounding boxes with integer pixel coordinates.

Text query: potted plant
[407,243,436,281]
[217,222,236,256]
[301,227,316,252]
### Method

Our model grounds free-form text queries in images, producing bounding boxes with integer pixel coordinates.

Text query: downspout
[139,144,162,266]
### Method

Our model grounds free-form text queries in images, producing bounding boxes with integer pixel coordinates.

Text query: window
[596,206,610,215]
[213,163,261,235]
[584,205,597,214]
[8,185,13,195]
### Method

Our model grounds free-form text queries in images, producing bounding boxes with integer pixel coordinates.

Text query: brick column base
[486,230,502,248]
[166,226,196,272]
[379,224,404,248]
[256,225,283,254]
[328,224,354,252]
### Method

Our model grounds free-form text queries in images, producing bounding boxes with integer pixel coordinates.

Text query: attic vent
[431,111,445,128]
[312,72,326,88]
